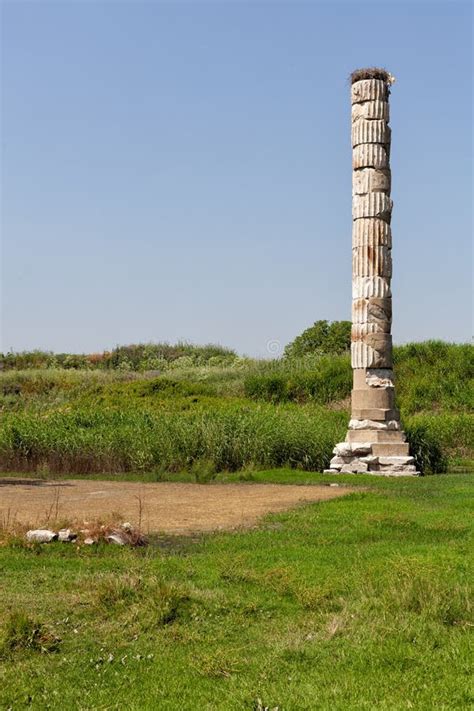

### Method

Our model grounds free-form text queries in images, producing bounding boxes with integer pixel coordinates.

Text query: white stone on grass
[58,528,77,542]
[26,529,57,543]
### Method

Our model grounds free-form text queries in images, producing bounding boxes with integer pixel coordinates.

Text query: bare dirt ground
[0,478,352,534]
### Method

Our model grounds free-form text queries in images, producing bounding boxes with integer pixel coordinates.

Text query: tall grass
[394,341,474,414]
[244,354,352,404]
[242,342,473,413]
[0,406,348,475]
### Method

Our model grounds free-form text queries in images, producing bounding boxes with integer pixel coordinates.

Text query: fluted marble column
[327,68,418,476]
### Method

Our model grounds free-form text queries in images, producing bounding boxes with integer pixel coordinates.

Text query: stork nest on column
[350,67,395,85]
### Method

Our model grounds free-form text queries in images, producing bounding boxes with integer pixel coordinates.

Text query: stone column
[327,68,418,476]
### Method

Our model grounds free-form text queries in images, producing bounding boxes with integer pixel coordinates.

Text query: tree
[284,320,351,358]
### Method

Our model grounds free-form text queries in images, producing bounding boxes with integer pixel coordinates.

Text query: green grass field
[1,472,472,710]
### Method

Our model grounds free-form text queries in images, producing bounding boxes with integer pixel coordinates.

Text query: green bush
[404,422,448,474]
[284,320,351,358]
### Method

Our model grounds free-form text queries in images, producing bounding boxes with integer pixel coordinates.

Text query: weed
[0,611,60,657]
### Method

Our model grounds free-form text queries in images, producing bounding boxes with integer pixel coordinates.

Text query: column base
[326,428,419,476]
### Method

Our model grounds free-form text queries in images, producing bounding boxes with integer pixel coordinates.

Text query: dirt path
[0,478,351,534]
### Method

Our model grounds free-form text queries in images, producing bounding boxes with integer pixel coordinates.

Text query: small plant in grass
[191,458,217,483]
[195,650,242,678]
[94,575,144,609]
[153,582,192,626]
[0,611,60,657]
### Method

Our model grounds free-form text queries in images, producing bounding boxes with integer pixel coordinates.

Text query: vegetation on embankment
[0,341,472,475]
[0,342,238,372]
[0,473,472,709]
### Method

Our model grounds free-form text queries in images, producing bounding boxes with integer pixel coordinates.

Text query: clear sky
[1,0,472,357]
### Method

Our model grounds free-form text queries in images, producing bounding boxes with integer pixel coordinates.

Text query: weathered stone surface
[350,407,399,422]
[84,537,96,545]
[349,418,400,431]
[351,343,392,369]
[352,385,394,410]
[106,532,127,545]
[353,168,391,195]
[333,442,352,457]
[366,369,394,388]
[26,529,57,543]
[360,454,379,462]
[378,456,415,465]
[329,455,346,468]
[352,119,391,147]
[368,297,392,324]
[352,192,392,221]
[352,246,392,278]
[351,79,388,104]
[376,467,418,476]
[340,460,369,473]
[372,442,410,456]
[352,100,389,121]
[352,297,392,326]
[353,143,390,169]
[352,276,391,299]
[352,323,390,337]
[351,331,393,366]
[352,219,392,248]
[351,330,393,369]
[350,442,373,455]
[360,331,392,351]
[352,327,391,347]
[352,318,390,335]
[347,428,406,443]
[378,463,418,474]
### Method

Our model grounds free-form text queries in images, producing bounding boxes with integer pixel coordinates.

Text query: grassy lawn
[0,472,472,710]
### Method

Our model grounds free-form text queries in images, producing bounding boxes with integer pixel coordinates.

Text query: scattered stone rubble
[25,522,147,546]
[326,69,419,476]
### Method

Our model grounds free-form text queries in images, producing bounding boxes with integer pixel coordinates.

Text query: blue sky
[2,0,472,356]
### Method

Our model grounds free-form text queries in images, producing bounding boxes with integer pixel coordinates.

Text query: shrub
[284,320,351,358]
[404,422,448,474]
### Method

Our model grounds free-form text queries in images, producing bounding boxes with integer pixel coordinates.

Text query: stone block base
[327,434,419,476]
